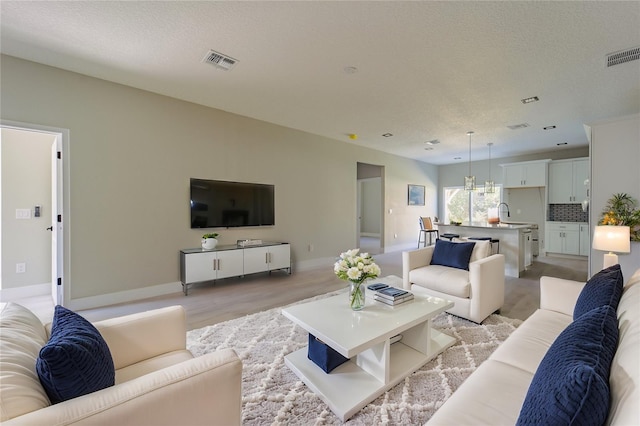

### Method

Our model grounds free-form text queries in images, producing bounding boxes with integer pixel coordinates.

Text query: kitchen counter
[435,223,532,277]
[436,221,531,230]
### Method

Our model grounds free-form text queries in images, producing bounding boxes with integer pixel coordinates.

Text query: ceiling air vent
[202,50,238,71]
[507,123,530,130]
[606,46,640,67]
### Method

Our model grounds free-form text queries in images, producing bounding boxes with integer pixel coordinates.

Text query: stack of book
[373,286,414,306]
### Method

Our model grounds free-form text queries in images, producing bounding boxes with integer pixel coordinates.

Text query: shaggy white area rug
[187,289,522,425]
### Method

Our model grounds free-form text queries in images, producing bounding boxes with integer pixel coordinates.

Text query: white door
[51,137,63,305]
[1,121,66,306]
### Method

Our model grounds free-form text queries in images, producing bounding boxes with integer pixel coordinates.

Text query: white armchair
[403,240,505,323]
[1,303,243,426]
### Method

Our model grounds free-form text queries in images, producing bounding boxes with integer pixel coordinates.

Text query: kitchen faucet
[497,202,511,218]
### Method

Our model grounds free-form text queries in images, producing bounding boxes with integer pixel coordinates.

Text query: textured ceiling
[1,1,639,165]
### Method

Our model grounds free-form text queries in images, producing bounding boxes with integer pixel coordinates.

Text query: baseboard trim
[67,281,182,311]
[384,242,416,253]
[361,233,381,238]
[544,252,588,260]
[295,257,334,272]
[0,282,50,302]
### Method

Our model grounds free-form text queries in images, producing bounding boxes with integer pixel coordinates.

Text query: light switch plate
[16,209,31,219]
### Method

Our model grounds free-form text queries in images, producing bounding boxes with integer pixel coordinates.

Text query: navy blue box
[307,334,349,373]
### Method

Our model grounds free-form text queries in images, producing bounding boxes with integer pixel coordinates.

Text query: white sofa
[427,267,640,425]
[403,239,505,323]
[0,303,243,425]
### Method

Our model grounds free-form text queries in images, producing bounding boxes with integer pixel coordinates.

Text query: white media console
[179,242,291,295]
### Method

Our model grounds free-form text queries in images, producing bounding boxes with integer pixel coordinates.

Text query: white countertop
[436,222,531,230]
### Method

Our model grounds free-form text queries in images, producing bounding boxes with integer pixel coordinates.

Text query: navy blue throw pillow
[36,305,115,404]
[574,264,624,320]
[516,305,619,426]
[430,239,476,271]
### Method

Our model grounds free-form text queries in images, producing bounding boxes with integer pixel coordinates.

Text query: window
[444,185,502,223]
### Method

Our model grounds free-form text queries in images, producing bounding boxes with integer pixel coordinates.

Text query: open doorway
[357,162,384,254]
[0,122,65,306]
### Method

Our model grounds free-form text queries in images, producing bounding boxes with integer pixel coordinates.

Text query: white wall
[1,128,54,290]
[588,114,640,279]
[0,55,438,306]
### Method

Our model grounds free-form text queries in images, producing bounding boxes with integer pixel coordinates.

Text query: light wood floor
[13,251,587,330]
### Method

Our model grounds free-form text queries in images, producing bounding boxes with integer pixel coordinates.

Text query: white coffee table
[282,281,455,421]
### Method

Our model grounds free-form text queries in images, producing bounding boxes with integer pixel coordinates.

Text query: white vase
[202,238,218,250]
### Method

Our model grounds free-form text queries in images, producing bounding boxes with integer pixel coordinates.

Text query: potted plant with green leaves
[201,233,219,250]
[599,193,640,241]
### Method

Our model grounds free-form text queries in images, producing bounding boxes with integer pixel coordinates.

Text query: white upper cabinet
[573,159,589,202]
[502,160,549,188]
[548,158,589,204]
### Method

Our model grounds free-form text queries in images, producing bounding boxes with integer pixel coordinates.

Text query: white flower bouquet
[333,249,381,310]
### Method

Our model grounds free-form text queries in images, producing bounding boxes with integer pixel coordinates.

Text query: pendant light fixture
[464,131,476,191]
[485,142,495,193]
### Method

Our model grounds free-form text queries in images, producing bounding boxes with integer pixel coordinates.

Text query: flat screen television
[190,178,275,228]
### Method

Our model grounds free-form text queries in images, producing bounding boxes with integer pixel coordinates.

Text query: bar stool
[418,217,439,247]
[440,233,460,241]
[468,237,500,254]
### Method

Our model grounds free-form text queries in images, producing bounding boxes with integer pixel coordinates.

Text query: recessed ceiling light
[425,139,440,145]
[382,133,393,137]
[521,96,539,104]
[544,125,557,130]
[557,142,568,146]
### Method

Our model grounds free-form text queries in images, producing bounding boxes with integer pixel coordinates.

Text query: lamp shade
[592,226,631,253]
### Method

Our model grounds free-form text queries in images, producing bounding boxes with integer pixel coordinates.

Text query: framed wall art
[408,184,425,206]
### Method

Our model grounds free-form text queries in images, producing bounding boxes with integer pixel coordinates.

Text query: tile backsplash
[548,204,588,222]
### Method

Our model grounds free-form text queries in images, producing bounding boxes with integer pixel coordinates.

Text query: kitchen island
[435,222,532,277]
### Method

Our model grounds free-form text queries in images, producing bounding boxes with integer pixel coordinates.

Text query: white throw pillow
[450,239,491,263]
[0,302,51,421]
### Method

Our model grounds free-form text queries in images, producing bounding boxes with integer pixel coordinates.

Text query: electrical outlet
[394,233,398,238]
[308,244,314,252]
[16,263,26,274]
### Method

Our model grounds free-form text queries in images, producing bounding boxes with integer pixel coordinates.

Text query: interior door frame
[356,163,385,253]
[1,120,70,306]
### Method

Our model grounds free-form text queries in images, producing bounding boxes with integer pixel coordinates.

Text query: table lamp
[592,225,631,268]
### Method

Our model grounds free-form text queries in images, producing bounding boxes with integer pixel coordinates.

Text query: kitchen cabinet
[548,158,589,204]
[502,160,549,188]
[579,223,590,256]
[545,222,580,255]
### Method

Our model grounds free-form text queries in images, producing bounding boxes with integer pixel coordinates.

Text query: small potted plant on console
[201,233,219,250]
